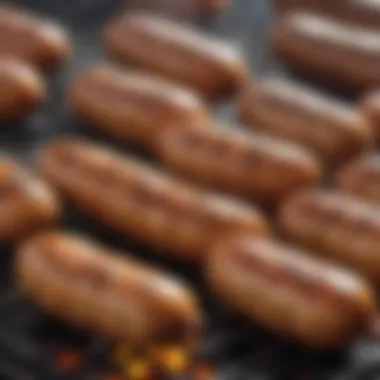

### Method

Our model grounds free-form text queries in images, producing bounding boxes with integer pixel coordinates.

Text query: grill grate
[0,291,376,380]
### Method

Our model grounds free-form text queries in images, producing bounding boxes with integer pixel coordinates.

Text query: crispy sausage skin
[336,153,380,204]
[37,139,268,261]
[16,232,201,345]
[0,58,46,121]
[103,11,246,97]
[156,126,321,206]
[279,190,380,282]
[238,78,372,166]
[274,0,380,28]
[206,236,375,348]
[68,65,210,148]
[0,6,70,70]
[272,12,380,90]
[0,158,60,242]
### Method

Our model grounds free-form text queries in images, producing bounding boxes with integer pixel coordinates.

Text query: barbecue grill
[1,0,379,379]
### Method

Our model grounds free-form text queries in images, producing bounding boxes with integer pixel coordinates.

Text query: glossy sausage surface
[0,6,70,70]
[157,126,321,205]
[238,78,372,165]
[0,158,60,242]
[37,139,268,261]
[272,12,380,90]
[279,190,380,281]
[274,0,380,28]
[206,236,375,348]
[68,65,209,148]
[16,232,201,344]
[0,58,46,121]
[336,153,380,204]
[103,11,246,97]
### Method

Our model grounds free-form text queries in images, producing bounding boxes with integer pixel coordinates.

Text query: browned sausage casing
[157,126,321,205]
[37,139,268,261]
[272,12,380,90]
[0,58,46,121]
[0,158,60,242]
[238,78,372,165]
[206,235,375,348]
[279,190,380,282]
[274,0,380,28]
[16,232,201,344]
[336,153,380,204]
[103,12,246,97]
[68,65,209,148]
[0,6,70,70]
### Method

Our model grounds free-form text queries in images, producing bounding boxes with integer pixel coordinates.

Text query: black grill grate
[0,290,376,380]
[1,0,380,379]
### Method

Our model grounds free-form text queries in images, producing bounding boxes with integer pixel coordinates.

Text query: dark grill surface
[1,0,380,379]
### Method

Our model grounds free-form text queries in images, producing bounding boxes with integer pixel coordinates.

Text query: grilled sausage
[272,12,380,90]
[0,6,70,70]
[359,89,380,140]
[0,58,46,121]
[103,11,246,97]
[274,0,380,28]
[68,65,209,148]
[16,232,201,345]
[206,235,375,348]
[336,153,380,204]
[0,158,60,242]
[37,139,268,261]
[156,126,321,206]
[238,78,372,166]
[279,190,380,282]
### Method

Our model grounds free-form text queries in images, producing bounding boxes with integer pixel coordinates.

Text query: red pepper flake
[55,349,83,373]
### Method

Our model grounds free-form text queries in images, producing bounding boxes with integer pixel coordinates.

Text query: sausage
[238,78,372,166]
[0,6,70,70]
[272,12,380,90]
[68,65,209,148]
[336,153,380,205]
[359,89,380,140]
[156,126,321,206]
[103,11,246,97]
[206,235,375,348]
[279,190,380,282]
[0,158,60,242]
[37,139,268,261]
[274,0,380,28]
[0,58,46,121]
[15,231,201,345]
